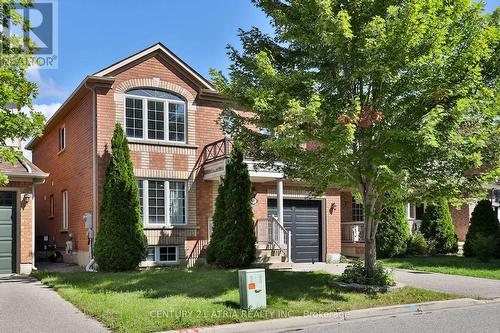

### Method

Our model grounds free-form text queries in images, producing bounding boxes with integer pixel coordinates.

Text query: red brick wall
[450,204,470,241]
[32,92,94,252]
[340,191,353,222]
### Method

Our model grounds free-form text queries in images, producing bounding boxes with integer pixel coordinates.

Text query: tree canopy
[213,0,499,277]
[0,0,45,184]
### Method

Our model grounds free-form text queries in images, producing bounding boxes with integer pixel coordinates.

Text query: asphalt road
[290,301,500,333]
[0,275,107,333]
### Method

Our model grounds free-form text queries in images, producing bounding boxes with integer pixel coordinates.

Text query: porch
[197,138,339,266]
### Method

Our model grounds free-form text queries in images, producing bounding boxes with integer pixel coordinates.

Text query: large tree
[213,0,500,277]
[1,0,45,183]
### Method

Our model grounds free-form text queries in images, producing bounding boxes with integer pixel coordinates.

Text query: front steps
[253,246,292,270]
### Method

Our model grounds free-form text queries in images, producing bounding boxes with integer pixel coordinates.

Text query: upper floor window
[59,127,66,151]
[125,88,186,143]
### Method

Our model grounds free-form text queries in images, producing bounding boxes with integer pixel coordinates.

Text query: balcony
[197,137,284,182]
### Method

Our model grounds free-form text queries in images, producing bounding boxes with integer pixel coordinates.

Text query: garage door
[0,192,16,274]
[268,199,322,263]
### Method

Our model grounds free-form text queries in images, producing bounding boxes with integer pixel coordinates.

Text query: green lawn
[34,268,457,333]
[382,255,500,280]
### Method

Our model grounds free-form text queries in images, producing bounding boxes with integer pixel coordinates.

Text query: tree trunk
[361,185,378,280]
[364,236,377,279]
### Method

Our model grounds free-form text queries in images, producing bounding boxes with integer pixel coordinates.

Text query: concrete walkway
[292,263,500,299]
[0,274,108,333]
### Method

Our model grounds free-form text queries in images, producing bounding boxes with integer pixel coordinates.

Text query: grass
[33,268,457,333]
[382,255,500,280]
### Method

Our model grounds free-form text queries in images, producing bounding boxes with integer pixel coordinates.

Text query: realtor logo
[2,0,58,68]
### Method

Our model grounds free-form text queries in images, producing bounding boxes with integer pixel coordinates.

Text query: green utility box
[238,269,267,309]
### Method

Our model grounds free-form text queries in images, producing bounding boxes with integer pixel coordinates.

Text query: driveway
[292,263,500,299]
[0,275,108,333]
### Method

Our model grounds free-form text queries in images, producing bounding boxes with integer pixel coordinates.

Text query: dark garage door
[268,199,322,263]
[0,192,16,274]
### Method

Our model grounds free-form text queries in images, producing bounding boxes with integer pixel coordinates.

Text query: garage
[268,199,322,263]
[0,191,16,274]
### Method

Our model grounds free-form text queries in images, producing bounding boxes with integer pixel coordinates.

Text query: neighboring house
[0,139,48,274]
[27,43,343,268]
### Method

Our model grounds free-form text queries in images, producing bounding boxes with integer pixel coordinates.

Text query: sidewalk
[160,298,500,333]
[0,275,108,333]
[291,263,500,299]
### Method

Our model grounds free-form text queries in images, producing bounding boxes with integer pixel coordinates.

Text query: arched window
[124,88,186,143]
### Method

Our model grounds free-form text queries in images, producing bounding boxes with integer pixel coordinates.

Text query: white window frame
[62,190,68,230]
[144,246,178,263]
[49,194,55,218]
[59,127,66,151]
[138,179,188,228]
[124,93,187,144]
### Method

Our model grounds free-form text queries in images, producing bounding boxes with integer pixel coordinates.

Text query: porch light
[330,202,337,212]
[23,193,31,204]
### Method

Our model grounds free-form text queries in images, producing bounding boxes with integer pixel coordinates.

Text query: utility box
[238,269,267,309]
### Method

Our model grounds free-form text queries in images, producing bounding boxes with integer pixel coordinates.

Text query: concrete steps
[252,262,293,270]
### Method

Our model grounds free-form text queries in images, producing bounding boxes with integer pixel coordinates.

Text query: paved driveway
[0,275,107,333]
[292,263,500,299]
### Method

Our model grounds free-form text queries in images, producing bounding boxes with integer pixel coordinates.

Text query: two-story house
[28,43,345,268]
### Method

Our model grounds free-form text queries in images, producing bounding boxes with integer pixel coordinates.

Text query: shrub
[420,200,458,254]
[471,234,497,262]
[340,260,396,286]
[463,200,500,257]
[94,124,147,271]
[206,143,256,268]
[376,202,410,258]
[206,181,227,265]
[495,231,500,259]
[406,232,428,255]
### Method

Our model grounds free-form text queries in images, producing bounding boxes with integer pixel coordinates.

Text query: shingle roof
[0,156,48,179]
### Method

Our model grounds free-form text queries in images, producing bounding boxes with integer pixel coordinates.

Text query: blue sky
[30,0,499,116]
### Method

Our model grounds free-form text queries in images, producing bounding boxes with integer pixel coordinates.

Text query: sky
[28,0,500,137]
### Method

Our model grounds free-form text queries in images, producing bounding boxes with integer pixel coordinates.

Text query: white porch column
[276,178,284,244]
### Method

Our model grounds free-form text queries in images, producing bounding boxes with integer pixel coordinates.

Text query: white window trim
[59,127,66,152]
[124,94,187,144]
[49,194,55,218]
[144,246,178,264]
[62,190,68,230]
[139,179,188,228]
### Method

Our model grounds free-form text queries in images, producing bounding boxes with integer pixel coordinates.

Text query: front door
[268,199,322,263]
[0,192,16,274]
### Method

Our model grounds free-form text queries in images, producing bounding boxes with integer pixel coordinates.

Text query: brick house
[0,141,48,273]
[27,43,344,268]
[28,43,484,266]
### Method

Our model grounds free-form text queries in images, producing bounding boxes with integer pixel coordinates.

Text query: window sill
[127,138,198,149]
[60,229,68,233]
[49,216,55,219]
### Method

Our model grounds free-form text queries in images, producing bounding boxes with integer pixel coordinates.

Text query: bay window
[125,88,186,143]
[137,179,187,226]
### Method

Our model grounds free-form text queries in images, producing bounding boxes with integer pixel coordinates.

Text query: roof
[27,42,222,150]
[0,156,48,179]
[93,42,216,91]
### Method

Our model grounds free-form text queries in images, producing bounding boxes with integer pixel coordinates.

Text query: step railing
[186,239,208,268]
[341,221,365,243]
[255,216,291,262]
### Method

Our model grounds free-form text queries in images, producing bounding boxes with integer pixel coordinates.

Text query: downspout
[84,80,97,272]
[32,182,36,271]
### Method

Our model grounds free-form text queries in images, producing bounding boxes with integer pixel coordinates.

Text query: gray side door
[268,199,322,263]
[0,192,16,274]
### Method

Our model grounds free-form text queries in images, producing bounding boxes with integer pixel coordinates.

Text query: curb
[158,298,500,333]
